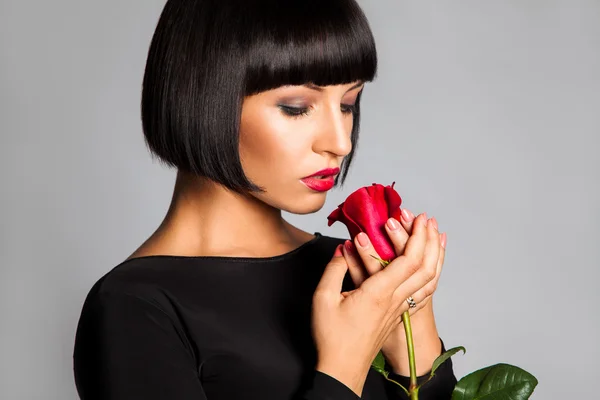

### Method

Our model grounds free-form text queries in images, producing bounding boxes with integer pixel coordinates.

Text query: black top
[73,232,457,400]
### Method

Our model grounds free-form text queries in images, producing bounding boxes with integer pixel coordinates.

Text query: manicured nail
[421,213,428,227]
[431,217,438,231]
[334,244,343,257]
[441,232,447,249]
[387,218,399,230]
[357,232,369,247]
[344,240,354,253]
[401,209,412,222]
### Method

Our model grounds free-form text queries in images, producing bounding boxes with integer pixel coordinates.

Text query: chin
[284,192,328,215]
[251,182,330,214]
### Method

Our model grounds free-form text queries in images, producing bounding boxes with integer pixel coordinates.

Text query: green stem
[375,256,419,399]
[401,311,419,400]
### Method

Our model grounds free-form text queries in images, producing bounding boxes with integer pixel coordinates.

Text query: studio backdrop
[1,1,598,399]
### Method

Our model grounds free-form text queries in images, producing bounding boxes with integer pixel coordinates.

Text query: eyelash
[279,104,357,118]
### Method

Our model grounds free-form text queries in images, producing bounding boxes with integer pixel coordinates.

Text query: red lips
[303,167,340,179]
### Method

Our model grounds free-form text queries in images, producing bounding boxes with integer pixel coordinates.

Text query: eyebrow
[303,81,365,93]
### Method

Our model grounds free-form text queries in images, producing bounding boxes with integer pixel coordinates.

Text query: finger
[362,213,430,296]
[314,244,349,299]
[384,217,410,258]
[406,234,445,310]
[353,232,385,276]
[391,291,432,325]
[342,240,368,287]
[390,216,440,305]
[437,232,446,274]
[399,208,417,235]
[407,294,432,318]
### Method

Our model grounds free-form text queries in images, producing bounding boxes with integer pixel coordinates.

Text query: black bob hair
[141,0,378,194]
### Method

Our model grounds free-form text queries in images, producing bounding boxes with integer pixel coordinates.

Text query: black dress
[73,232,457,399]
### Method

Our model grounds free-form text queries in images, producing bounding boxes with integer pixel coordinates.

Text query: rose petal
[326,182,404,262]
[343,185,396,260]
[339,204,367,239]
[326,207,342,226]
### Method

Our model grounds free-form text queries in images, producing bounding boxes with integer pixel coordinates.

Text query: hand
[341,210,446,317]
[312,212,439,396]
[341,211,446,372]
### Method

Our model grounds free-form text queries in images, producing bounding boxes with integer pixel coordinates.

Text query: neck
[148,170,307,258]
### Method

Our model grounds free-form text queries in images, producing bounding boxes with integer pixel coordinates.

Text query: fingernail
[344,240,354,253]
[357,232,369,247]
[334,244,343,257]
[387,218,399,230]
[421,213,428,227]
[401,209,412,222]
[441,233,447,249]
[431,217,438,231]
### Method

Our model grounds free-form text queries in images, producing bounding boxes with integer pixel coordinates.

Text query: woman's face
[239,80,364,214]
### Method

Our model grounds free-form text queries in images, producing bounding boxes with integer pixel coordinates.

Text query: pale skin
[128,81,364,261]
[341,210,448,377]
[314,213,442,396]
[125,80,447,397]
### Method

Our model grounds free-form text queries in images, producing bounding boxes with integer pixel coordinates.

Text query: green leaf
[413,346,466,391]
[451,363,538,400]
[372,350,386,372]
[430,346,466,377]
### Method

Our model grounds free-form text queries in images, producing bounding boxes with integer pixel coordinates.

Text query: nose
[313,103,353,158]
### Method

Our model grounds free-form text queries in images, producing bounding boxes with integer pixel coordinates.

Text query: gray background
[1,1,598,399]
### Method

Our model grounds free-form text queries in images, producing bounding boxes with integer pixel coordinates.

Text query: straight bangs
[238,0,378,188]
[241,0,378,95]
[141,0,378,193]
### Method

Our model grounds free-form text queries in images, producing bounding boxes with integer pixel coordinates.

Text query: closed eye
[279,104,356,118]
[278,105,310,117]
[341,104,357,115]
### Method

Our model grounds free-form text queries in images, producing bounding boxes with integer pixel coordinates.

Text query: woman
[73,0,456,399]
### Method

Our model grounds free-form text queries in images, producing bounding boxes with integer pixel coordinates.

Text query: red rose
[327,182,403,262]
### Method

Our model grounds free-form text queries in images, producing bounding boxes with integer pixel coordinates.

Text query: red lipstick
[301,167,340,192]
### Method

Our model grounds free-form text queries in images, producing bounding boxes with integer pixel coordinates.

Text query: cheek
[240,113,313,177]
